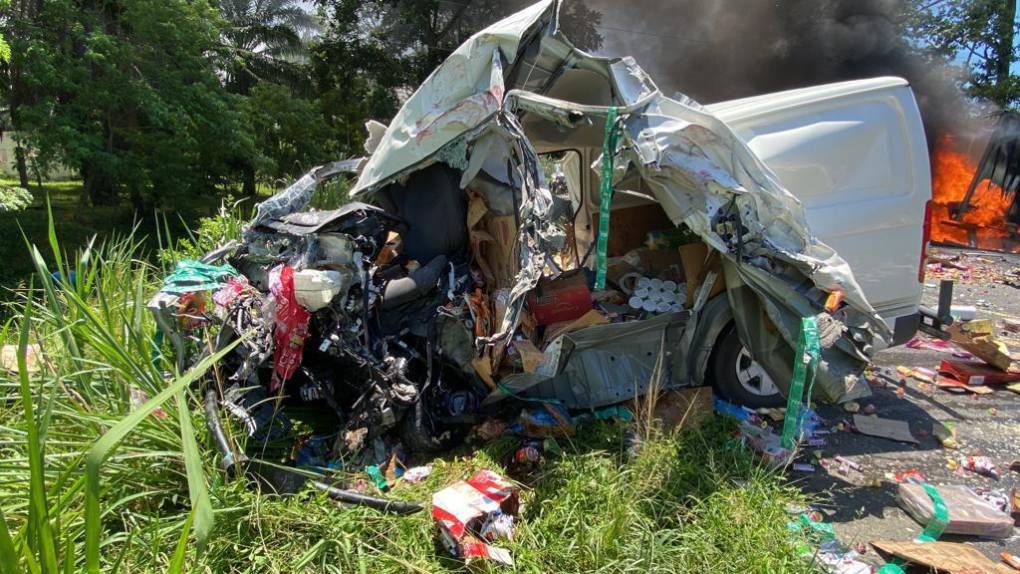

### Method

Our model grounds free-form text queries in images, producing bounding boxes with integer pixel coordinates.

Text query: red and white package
[432,470,520,566]
[268,265,310,391]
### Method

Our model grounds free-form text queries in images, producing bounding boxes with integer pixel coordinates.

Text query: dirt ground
[794,246,1020,566]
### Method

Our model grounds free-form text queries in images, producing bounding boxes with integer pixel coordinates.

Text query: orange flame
[930,135,1016,252]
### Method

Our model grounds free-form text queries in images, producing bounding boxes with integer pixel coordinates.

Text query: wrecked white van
[151,0,929,466]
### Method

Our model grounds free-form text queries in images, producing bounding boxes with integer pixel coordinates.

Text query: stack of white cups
[627,277,686,313]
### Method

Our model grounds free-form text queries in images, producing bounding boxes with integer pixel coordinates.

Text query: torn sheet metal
[351,1,555,196]
[248,158,365,232]
[490,311,689,409]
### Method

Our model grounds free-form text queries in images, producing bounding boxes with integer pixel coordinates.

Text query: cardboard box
[678,242,724,307]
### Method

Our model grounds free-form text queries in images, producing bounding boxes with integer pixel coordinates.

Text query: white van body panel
[707,77,930,340]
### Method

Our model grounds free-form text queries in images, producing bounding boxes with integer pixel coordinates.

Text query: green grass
[0,208,819,573]
[0,178,242,293]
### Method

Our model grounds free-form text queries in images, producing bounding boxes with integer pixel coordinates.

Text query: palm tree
[218,0,319,95]
[218,0,318,196]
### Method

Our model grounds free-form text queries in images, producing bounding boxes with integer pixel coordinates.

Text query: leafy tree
[218,0,319,196]
[217,0,319,95]
[0,0,9,62]
[906,0,1019,108]
[8,0,252,207]
[243,82,335,185]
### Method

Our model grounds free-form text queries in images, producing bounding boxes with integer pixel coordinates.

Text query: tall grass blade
[84,337,243,573]
[175,391,213,546]
[0,506,19,574]
[167,509,195,574]
[17,287,60,573]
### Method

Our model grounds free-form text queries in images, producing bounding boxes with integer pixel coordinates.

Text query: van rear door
[707,77,930,342]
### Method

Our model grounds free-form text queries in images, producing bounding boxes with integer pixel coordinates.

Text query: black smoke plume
[584,0,971,141]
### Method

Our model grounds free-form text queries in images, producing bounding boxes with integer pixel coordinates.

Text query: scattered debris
[938,358,1020,386]
[898,483,1015,538]
[872,540,1014,574]
[432,470,520,566]
[402,466,432,484]
[933,421,961,449]
[852,414,918,444]
[959,455,1001,480]
[946,319,1018,373]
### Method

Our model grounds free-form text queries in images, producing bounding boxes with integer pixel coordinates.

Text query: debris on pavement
[898,483,1015,539]
[946,319,1018,373]
[852,414,918,444]
[1003,551,1020,571]
[958,455,1001,480]
[933,421,961,449]
[939,358,1020,386]
[872,540,1015,574]
[820,456,873,487]
[432,470,520,566]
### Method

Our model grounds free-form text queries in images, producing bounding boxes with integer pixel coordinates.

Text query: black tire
[709,325,786,408]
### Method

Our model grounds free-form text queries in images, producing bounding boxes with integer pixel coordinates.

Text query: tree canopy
[0,0,1016,210]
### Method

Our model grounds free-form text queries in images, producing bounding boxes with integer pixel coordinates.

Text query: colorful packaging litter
[268,264,310,391]
[432,470,520,565]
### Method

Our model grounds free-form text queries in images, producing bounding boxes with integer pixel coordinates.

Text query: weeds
[0,209,816,573]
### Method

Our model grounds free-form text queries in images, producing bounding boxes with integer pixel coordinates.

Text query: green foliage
[243,83,336,184]
[157,199,249,264]
[0,184,31,212]
[8,0,253,206]
[0,0,8,62]
[906,0,1019,108]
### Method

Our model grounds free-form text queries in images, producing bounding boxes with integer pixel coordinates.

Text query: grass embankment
[0,215,816,573]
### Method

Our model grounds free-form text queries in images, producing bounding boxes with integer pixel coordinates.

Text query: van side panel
[709,81,930,332]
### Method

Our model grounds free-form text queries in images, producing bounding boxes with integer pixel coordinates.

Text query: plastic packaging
[292,269,347,311]
[268,265,311,391]
[960,455,1000,480]
[897,483,1015,539]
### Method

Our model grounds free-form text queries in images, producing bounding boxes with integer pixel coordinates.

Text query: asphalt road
[795,246,1020,567]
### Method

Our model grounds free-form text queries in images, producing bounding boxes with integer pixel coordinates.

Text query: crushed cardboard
[946,321,1017,373]
[853,414,918,444]
[871,540,1015,574]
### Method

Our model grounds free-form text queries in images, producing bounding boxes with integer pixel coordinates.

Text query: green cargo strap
[780,316,820,449]
[161,260,238,294]
[917,483,949,541]
[876,483,948,573]
[594,106,620,290]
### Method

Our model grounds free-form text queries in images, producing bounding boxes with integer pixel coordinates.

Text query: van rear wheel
[710,326,786,408]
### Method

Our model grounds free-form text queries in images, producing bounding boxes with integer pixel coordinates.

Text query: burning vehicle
[150,0,911,495]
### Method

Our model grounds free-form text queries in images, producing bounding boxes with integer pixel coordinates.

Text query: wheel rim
[734,346,779,397]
